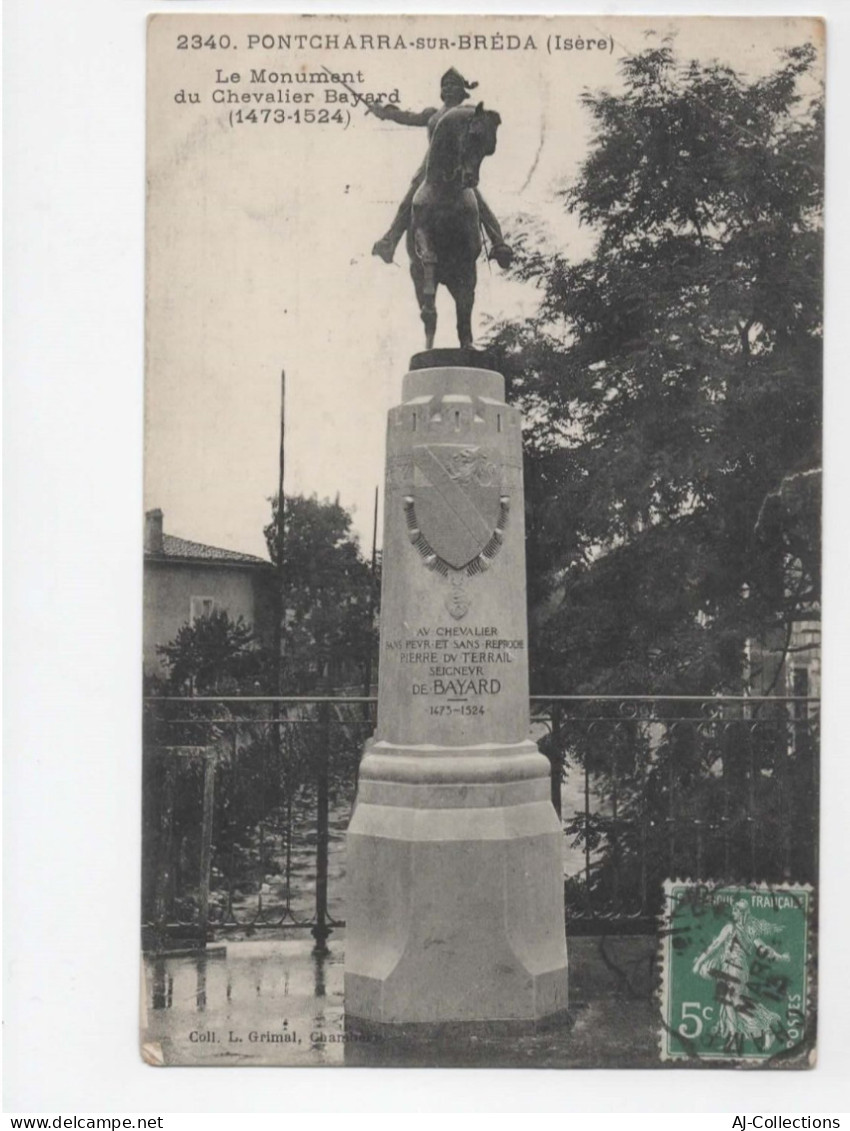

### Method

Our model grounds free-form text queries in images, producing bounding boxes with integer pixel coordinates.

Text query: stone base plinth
[345,357,568,1025]
[344,740,569,1025]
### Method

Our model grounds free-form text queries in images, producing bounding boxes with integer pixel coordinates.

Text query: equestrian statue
[370,68,512,350]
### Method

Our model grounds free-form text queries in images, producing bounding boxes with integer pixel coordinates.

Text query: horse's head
[428,103,502,189]
[459,103,501,188]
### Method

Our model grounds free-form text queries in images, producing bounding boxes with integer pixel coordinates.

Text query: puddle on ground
[142,937,348,1066]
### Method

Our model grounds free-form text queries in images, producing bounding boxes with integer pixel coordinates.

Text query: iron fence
[534,695,818,932]
[142,694,818,950]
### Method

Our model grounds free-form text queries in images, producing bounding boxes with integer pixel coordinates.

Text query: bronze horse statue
[406,103,503,350]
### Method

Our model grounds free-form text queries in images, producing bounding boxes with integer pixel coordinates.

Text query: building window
[190,596,217,623]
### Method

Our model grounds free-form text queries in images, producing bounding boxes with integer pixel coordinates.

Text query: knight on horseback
[370,68,513,270]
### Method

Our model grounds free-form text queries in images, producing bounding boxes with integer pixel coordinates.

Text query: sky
[145,13,823,558]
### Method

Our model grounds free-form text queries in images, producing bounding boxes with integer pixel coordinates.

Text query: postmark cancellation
[659,880,814,1065]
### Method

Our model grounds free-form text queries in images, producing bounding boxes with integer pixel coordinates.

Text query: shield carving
[411,445,503,570]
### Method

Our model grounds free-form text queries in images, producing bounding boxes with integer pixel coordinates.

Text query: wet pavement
[141,933,664,1069]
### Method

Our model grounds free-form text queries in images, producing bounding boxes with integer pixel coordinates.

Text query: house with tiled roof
[143,509,275,676]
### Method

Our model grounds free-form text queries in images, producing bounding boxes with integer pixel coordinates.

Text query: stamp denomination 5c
[660,880,813,1064]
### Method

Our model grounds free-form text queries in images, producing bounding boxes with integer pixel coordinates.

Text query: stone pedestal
[345,350,568,1025]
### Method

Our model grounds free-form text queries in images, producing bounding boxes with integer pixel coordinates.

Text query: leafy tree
[264,493,378,693]
[156,608,265,695]
[492,41,823,696]
[488,42,823,912]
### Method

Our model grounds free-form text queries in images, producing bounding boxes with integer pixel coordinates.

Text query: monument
[345,74,569,1026]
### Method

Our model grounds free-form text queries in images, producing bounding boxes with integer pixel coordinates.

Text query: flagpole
[276,369,286,696]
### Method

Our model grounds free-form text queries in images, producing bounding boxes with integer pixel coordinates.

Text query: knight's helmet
[440,68,478,99]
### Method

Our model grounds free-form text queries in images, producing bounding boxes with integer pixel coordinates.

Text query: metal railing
[142,696,374,953]
[533,695,818,931]
[142,694,818,949]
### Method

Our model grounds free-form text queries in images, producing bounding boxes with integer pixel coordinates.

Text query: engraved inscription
[384,623,525,710]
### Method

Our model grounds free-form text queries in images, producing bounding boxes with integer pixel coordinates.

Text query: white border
[5,0,850,1114]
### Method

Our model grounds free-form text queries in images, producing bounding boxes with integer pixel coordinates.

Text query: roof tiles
[151,533,270,565]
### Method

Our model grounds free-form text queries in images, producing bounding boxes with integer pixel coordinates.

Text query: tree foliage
[156,609,263,695]
[264,493,377,692]
[492,42,823,694]
[150,493,377,697]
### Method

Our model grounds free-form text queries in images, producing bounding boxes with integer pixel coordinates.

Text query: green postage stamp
[660,881,814,1064]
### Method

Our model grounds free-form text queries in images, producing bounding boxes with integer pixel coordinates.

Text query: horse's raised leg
[417,295,436,350]
[413,222,439,350]
[456,292,473,349]
[421,264,437,349]
[449,265,476,349]
[410,259,437,351]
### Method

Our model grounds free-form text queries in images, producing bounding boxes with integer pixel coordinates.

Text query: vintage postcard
[142,14,823,1068]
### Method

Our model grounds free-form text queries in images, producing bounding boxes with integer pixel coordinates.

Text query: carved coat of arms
[403,445,509,578]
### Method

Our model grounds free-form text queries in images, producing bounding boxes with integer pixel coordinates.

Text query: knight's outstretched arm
[373,103,436,127]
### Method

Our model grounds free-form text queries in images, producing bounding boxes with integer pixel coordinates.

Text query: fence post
[197,749,216,947]
[152,751,178,948]
[312,701,332,955]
